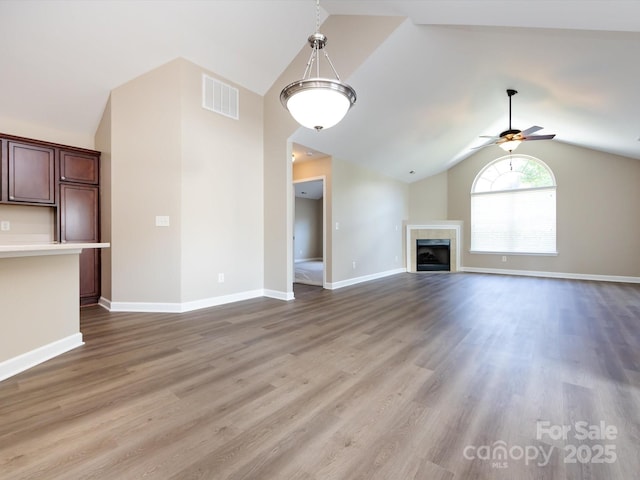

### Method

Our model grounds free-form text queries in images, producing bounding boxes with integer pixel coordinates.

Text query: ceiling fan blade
[479,135,499,139]
[521,125,543,136]
[523,134,556,141]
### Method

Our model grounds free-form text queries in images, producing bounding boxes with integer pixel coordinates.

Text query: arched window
[471,155,557,254]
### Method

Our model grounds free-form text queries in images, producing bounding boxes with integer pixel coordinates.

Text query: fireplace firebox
[416,239,450,271]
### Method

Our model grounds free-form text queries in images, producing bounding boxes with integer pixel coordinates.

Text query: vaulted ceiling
[2,1,640,183]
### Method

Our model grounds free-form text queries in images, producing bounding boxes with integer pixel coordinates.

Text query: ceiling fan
[474,89,556,152]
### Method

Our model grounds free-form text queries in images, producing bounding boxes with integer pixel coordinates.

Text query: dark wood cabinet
[60,183,99,243]
[60,183,101,305]
[60,150,99,185]
[1,132,102,305]
[7,141,56,204]
[78,249,100,305]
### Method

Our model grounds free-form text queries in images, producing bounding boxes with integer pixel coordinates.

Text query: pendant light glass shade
[281,78,355,131]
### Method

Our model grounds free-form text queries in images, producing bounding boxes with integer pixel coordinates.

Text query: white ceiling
[294,180,324,200]
[2,1,640,183]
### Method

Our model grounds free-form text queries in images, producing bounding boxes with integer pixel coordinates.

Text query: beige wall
[447,141,640,277]
[0,205,55,244]
[331,157,408,282]
[179,60,264,303]
[263,15,404,296]
[110,60,184,303]
[104,58,264,306]
[294,156,332,281]
[94,96,112,300]
[0,116,94,150]
[408,170,448,223]
[294,197,323,261]
[0,254,79,364]
[262,90,297,298]
[293,153,407,286]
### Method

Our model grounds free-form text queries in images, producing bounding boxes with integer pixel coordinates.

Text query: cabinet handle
[61,176,66,180]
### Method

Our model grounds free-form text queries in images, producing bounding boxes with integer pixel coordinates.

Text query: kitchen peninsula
[0,242,109,381]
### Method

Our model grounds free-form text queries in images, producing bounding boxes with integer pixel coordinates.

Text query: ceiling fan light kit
[499,138,522,152]
[280,0,356,131]
[476,89,556,153]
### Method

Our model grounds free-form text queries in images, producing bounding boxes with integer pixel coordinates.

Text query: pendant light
[280,0,356,131]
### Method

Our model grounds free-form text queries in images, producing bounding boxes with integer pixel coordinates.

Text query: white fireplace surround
[406,222,463,273]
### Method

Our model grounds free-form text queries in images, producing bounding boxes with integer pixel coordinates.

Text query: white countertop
[0,242,110,258]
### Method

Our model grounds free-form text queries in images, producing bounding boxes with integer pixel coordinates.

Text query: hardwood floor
[1,273,639,479]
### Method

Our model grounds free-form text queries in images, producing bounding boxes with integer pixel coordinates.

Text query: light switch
[0,221,10,231]
[155,216,170,227]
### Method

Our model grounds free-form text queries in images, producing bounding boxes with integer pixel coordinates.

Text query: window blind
[471,187,556,254]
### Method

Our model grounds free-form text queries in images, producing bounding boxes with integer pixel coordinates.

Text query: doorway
[293,178,325,287]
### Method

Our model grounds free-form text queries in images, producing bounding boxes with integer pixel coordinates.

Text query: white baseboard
[263,289,295,301]
[101,288,295,313]
[105,300,183,313]
[461,267,640,284]
[326,268,406,290]
[181,290,265,311]
[0,333,84,382]
[98,296,111,310]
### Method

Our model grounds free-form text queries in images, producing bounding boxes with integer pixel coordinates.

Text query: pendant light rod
[497,89,521,153]
[322,47,341,80]
[507,89,517,131]
[499,89,520,138]
[300,33,340,81]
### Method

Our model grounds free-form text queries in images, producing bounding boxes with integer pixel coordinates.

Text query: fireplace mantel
[406,222,462,273]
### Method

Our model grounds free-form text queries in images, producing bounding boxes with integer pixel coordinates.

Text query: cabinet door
[8,141,56,204]
[78,249,100,305]
[60,184,99,242]
[60,150,99,185]
[60,184,100,304]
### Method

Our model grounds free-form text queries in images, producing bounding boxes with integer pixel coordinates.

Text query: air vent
[202,74,239,120]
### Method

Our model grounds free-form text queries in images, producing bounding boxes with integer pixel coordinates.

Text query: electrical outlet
[335,222,340,230]
[0,221,9,231]
[352,261,356,269]
[502,256,507,262]
[218,273,225,283]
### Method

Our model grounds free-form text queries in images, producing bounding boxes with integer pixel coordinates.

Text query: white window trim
[471,154,557,192]
[471,185,557,197]
[469,250,558,256]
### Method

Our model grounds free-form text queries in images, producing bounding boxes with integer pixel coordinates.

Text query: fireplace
[407,223,461,273]
[416,239,451,271]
